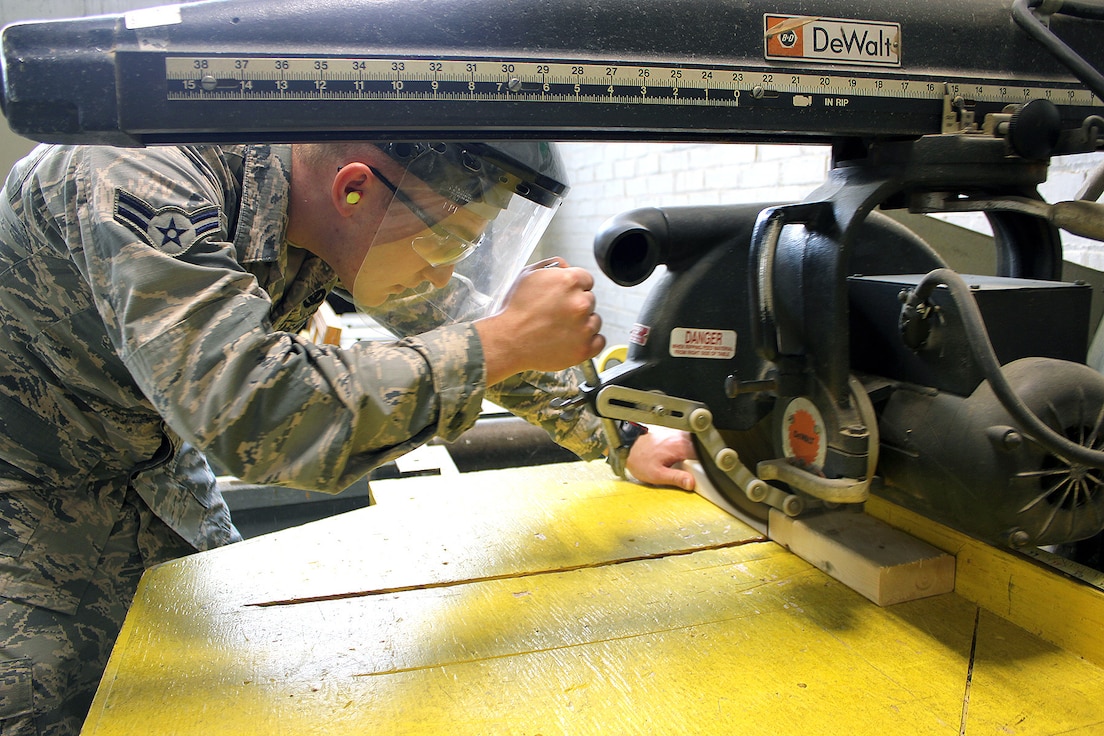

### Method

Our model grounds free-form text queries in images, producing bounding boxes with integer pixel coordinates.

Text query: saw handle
[748,202,836,363]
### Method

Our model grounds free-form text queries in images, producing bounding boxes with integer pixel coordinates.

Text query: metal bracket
[580,359,631,478]
[595,384,805,516]
[941,83,978,134]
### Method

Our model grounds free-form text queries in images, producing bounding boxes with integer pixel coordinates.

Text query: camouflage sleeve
[485,368,609,461]
[367,278,609,462]
[59,146,485,493]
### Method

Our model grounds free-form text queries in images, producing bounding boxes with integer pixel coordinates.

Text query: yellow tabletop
[84,462,1104,735]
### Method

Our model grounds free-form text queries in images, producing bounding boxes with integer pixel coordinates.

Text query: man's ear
[332,162,371,216]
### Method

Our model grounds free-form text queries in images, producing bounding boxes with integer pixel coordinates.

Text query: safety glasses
[368,166,485,267]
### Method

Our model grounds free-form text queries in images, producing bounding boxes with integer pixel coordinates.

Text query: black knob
[1008,99,1062,160]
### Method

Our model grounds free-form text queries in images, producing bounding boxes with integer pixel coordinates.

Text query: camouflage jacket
[0,143,606,615]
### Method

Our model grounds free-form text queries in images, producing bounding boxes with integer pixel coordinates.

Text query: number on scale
[165,55,1097,112]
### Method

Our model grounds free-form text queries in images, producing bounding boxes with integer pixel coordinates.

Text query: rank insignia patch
[113,189,221,256]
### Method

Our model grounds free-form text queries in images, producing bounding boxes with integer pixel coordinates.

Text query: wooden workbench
[83,462,1104,735]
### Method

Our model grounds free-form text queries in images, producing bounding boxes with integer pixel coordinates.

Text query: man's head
[287,141,569,313]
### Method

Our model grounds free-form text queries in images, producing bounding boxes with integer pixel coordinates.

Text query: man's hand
[476,258,606,385]
[625,427,697,491]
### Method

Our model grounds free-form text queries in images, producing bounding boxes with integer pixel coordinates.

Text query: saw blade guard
[591,204,945,520]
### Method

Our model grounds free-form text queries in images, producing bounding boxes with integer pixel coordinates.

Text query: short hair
[295,141,390,171]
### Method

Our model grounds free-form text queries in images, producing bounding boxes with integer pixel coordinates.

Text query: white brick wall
[538,142,833,343]
[929,151,1102,267]
[539,142,1102,344]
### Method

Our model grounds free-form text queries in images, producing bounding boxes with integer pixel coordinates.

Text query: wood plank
[393,443,459,476]
[85,464,1104,735]
[86,534,1104,735]
[143,462,763,612]
[866,494,1104,669]
[304,300,342,345]
[85,543,964,735]
[769,507,955,606]
[967,609,1104,735]
[685,458,954,605]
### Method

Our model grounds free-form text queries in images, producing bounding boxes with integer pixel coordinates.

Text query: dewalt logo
[764,15,901,68]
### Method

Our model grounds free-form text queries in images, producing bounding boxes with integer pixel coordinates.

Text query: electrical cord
[1012,0,1104,102]
[903,268,1104,468]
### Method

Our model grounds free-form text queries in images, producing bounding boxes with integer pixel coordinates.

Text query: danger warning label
[668,328,737,359]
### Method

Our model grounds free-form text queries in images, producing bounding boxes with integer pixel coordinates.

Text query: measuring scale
[2,1,1100,146]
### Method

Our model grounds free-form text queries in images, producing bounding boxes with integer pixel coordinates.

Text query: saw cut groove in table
[83,462,1104,736]
[248,536,763,607]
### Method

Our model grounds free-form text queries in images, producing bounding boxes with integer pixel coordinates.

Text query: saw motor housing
[593,134,1104,549]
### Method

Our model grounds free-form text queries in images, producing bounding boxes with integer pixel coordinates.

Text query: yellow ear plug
[346,191,361,205]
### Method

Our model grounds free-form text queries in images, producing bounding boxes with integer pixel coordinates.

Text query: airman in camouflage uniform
[0,141,693,735]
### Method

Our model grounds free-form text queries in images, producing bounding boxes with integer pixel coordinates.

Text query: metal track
[3,0,1102,145]
[166,55,1099,110]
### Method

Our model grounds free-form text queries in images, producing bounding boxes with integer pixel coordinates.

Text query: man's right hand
[475,257,606,385]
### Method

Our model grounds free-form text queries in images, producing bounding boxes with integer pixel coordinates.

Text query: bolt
[715,448,738,472]
[988,426,1023,451]
[201,75,217,92]
[689,407,713,432]
[782,495,805,517]
[746,480,769,503]
[1007,529,1031,548]
[751,85,765,99]
[507,77,523,93]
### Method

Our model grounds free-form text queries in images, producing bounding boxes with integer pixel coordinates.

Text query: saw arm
[1,0,1102,147]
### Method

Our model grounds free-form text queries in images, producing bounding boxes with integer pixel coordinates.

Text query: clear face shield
[352,142,568,328]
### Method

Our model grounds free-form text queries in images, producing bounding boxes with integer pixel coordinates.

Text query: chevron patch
[113,189,221,256]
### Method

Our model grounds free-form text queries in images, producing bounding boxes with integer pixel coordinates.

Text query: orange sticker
[781,397,827,469]
[787,409,820,466]
[764,15,806,59]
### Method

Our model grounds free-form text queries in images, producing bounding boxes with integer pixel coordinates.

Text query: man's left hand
[624,427,697,490]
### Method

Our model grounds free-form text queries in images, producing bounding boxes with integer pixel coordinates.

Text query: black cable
[1052,0,1104,21]
[905,268,1104,468]
[1012,0,1104,102]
